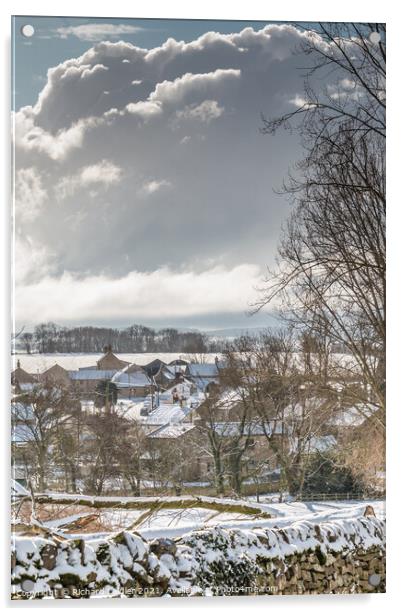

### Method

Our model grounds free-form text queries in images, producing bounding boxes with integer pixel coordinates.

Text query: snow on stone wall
[11,515,385,599]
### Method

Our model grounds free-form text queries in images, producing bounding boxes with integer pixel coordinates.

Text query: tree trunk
[213,452,225,497]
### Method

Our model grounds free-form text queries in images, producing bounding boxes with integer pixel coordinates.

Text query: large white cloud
[13,24,326,326]
[13,110,100,160]
[15,24,310,133]
[149,68,241,106]
[15,264,264,325]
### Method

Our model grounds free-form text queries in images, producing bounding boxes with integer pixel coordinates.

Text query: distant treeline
[17,323,226,354]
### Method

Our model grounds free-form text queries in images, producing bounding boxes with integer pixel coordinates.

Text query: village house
[142,404,193,430]
[11,360,36,392]
[168,358,188,370]
[209,420,284,477]
[194,388,249,422]
[185,359,223,392]
[68,368,117,397]
[111,364,152,398]
[142,359,180,389]
[143,422,201,484]
[65,348,126,397]
[96,346,130,371]
[39,363,72,388]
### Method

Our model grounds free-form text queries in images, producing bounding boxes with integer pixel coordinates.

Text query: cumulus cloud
[55,23,144,42]
[15,264,263,325]
[17,25,312,134]
[124,100,162,119]
[80,160,122,185]
[13,23,329,326]
[149,69,241,106]
[56,160,122,198]
[14,111,100,160]
[175,100,224,124]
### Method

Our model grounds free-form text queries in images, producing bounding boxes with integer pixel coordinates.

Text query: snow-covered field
[11,353,219,372]
[11,351,359,373]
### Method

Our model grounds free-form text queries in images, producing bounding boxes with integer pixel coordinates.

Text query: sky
[12,16,324,331]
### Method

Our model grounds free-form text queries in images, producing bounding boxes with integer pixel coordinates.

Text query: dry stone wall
[11,515,385,599]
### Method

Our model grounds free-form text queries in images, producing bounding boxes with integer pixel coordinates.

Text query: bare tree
[192,382,262,497]
[220,332,337,497]
[192,392,229,496]
[335,409,385,491]
[20,332,33,354]
[255,24,385,426]
[114,418,146,496]
[11,385,80,491]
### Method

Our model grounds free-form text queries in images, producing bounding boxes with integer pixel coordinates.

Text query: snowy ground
[11,352,358,373]
[11,353,220,372]
[125,499,385,540]
[17,496,384,541]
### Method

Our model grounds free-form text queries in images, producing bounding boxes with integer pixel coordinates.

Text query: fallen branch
[35,493,272,518]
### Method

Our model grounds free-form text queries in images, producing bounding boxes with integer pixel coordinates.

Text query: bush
[302,454,365,496]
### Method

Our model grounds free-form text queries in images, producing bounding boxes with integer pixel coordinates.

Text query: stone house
[143,422,202,484]
[111,364,152,398]
[68,369,117,397]
[11,360,36,392]
[39,364,72,388]
[142,359,179,390]
[185,362,222,393]
[96,347,130,371]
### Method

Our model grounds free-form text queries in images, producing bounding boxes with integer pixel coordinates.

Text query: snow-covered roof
[187,391,206,407]
[147,423,196,439]
[69,369,117,380]
[191,377,219,392]
[187,363,219,377]
[12,423,34,443]
[145,404,192,425]
[283,397,328,419]
[17,383,35,392]
[329,403,378,427]
[214,388,244,410]
[160,366,176,380]
[117,401,148,421]
[111,366,151,388]
[168,359,188,367]
[308,435,337,452]
[146,386,205,412]
[289,434,337,454]
[11,479,29,498]
[11,401,34,420]
[212,421,281,437]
